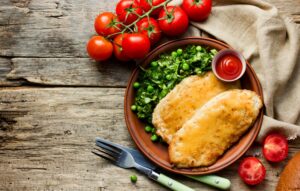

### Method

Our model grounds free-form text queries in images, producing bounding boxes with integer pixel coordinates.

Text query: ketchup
[216,54,243,80]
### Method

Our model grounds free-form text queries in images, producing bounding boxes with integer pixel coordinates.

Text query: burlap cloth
[170,0,300,143]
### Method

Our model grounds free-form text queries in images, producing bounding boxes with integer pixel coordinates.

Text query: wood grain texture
[0,0,118,58]
[266,0,300,23]
[0,0,299,190]
[7,58,135,87]
[0,88,299,191]
[0,0,298,58]
[0,58,22,86]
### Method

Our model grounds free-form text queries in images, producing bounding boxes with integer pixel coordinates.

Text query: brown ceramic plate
[124,37,264,175]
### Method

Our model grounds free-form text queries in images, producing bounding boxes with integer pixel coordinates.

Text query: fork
[92,140,195,191]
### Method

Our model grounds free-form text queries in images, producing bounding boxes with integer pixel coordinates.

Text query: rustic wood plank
[0,58,23,86]
[7,58,135,87]
[0,88,299,191]
[266,0,300,23]
[0,0,299,58]
[0,0,118,58]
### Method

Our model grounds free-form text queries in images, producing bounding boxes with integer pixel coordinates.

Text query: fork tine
[94,146,119,159]
[95,138,123,151]
[92,148,117,163]
[95,141,121,157]
[96,139,122,155]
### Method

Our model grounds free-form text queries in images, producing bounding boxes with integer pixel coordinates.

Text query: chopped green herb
[151,127,156,133]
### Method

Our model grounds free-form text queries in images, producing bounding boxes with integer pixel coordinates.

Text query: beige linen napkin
[170,0,300,142]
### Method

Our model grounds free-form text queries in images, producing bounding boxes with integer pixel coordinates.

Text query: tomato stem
[106,0,172,39]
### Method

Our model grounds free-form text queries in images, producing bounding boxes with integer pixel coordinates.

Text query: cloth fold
[171,0,300,142]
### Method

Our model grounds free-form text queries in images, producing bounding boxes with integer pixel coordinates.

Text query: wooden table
[0,0,299,190]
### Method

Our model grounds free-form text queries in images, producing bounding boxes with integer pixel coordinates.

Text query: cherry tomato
[113,33,130,61]
[158,6,189,37]
[263,133,288,162]
[238,157,266,185]
[122,33,150,59]
[86,36,113,61]
[134,0,166,16]
[182,0,212,22]
[116,0,143,25]
[136,17,162,45]
[94,12,122,37]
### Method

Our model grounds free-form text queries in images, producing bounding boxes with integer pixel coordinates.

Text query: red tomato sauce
[216,55,243,80]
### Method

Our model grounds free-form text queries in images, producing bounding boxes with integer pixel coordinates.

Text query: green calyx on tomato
[194,0,203,5]
[144,23,157,40]
[136,17,161,45]
[147,25,155,35]
[116,0,143,25]
[94,12,122,37]
[108,18,120,29]
[164,8,176,23]
[125,5,139,18]
[182,0,211,22]
[158,6,189,36]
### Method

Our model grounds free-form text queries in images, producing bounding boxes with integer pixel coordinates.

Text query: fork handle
[186,175,231,190]
[151,172,195,191]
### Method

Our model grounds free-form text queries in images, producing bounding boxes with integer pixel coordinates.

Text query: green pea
[195,68,201,73]
[147,85,154,92]
[196,46,202,51]
[145,125,152,133]
[166,74,172,80]
[133,82,140,89]
[151,61,158,67]
[130,175,137,183]
[151,134,158,142]
[171,51,177,58]
[182,63,190,70]
[131,105,137,111]
[177,48,183,55]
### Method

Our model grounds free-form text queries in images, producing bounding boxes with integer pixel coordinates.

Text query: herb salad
[131,45,217,141]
